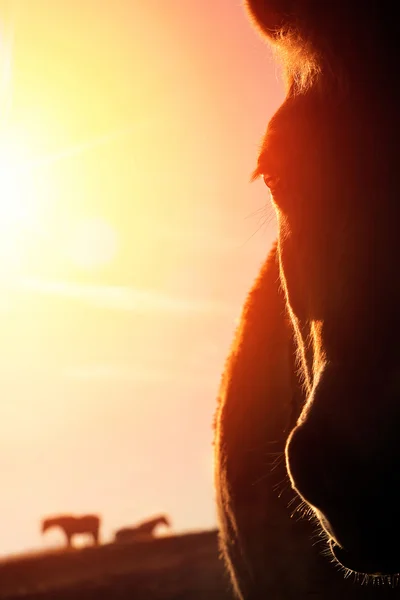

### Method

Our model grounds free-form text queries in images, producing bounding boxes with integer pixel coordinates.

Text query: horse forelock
[245,0,400,96]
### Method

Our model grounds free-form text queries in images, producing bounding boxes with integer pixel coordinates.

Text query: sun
[0,157,32,225]
[0,133,41,274]
[0,126,122,277]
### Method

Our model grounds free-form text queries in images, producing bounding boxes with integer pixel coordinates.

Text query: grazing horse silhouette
[114,514,171,544]
[214,0,400,597]
[41,514,100,548]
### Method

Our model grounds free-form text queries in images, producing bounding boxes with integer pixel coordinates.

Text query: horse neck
[47,518,61,528]
[144,517,164,531]
[43,517,66,532]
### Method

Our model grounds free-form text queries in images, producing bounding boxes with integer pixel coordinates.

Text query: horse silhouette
[214,0,400,596]
[114,514,171,544]
[41,514,100,548]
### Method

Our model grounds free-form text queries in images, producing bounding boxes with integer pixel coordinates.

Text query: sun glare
[0,139,34,222]
[0,161,30,225]
[67,217,119,270]
[0,134,41,273]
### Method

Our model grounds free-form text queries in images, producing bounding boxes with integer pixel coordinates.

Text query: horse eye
[263,174,281,191]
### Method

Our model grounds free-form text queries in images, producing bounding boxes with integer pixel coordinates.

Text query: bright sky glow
[0,0,283,556]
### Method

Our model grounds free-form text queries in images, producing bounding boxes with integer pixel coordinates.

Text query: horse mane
[244,0,399,95]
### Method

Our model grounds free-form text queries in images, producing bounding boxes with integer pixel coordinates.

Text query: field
[0,530,233,600]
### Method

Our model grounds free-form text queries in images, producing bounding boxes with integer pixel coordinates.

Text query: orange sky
[0,0,283,554]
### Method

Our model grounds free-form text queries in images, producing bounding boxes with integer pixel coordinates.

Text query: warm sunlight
[0,133,41,273]
[0,151,31,221]
[0,1,281,581]
[67,217,119,270]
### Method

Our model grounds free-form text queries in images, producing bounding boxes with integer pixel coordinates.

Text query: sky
[0,0,283,555]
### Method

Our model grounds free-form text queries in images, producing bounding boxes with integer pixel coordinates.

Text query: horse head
[246,0,400,577]
[160,515,171,528]
[41,518,52,534]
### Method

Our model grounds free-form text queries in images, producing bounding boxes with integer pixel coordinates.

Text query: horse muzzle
[330,539,400,577]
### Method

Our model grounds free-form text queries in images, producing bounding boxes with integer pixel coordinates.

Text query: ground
[0,530,233,599]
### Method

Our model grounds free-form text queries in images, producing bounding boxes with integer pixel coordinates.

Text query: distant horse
[214,0,400,597]
[114,514,171,544]
[41,514,100,548]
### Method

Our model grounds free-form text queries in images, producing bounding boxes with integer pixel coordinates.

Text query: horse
[114,514,171,544]
[41,514,101,548]
[214,0,400,597]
